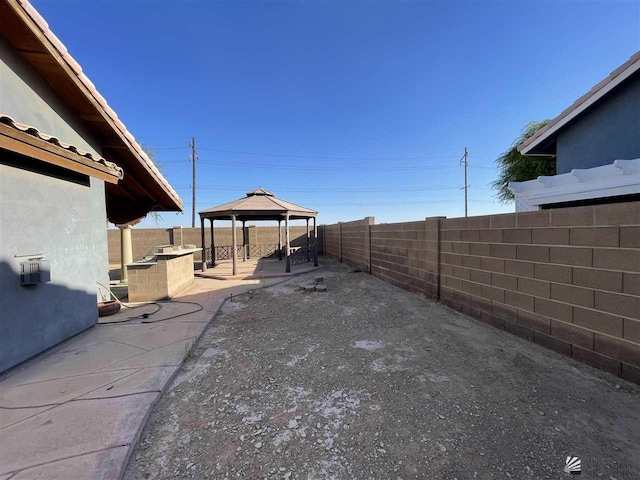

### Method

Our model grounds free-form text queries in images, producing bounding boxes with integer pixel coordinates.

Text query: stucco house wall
[556,72,640,174]
[0,36,110,372]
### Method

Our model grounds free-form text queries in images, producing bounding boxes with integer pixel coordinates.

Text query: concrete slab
[114,321,207,351]
[58,323,157,352]
[79,366,179,400]
[11,446,129,480]
[0,393,158,475]
[97,304,162,326]
[96,339,195,371]
[0,273,298,479]
[0,405,52,430]
[196,257,322,280]
[0,370,138,408]
[0,342,146,388]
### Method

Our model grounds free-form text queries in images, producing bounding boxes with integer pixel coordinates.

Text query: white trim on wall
[509,158,640,212]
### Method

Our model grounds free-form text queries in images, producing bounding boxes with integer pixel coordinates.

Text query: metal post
[306,218,310,261]
[338,222,343,262]
[278,219,282,261]
[200,216,206,272]
[285,213,291,273]
[242,220,247,261]
[231,215,238,276]
[210,218,216,267]
[313,217,318,267]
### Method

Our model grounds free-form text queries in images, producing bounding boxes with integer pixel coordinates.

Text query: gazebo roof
[199,187,317,221]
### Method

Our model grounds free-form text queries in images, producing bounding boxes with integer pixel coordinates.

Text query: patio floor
[196,257,321,280]
[0,275,286,480]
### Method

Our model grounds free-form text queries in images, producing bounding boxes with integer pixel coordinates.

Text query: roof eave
[1,0,183,216]
[519,51,640,155]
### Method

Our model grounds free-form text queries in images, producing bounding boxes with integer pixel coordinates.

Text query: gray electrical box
[20,260,50,286]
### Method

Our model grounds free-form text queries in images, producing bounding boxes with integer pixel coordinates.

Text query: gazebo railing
[212,245,244,261]
[207,244,281,263]
[204,243,316,267]
[248,244,280,258]
[289,245,316,266]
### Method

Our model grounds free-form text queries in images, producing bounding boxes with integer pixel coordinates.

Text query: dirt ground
[125,262,640,480]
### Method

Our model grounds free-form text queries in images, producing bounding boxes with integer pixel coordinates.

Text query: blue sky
[34,0,640,228]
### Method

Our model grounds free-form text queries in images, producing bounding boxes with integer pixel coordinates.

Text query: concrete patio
[197,257,322,280]
[0,276,285,479]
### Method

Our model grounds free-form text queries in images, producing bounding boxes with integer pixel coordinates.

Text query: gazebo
[198,188,318,275]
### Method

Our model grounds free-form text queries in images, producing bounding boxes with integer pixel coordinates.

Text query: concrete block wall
[439,203,640,384]
[107,226,310,264]
[107,228,168,264]
[127,252,195,302]
[323,224,341,261]
[319,201,640,384]
[166,253,196,297]
[370,219,439,297]
[337,217,374,273]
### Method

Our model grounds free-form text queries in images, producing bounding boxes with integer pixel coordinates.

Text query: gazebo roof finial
[246,187,274,197]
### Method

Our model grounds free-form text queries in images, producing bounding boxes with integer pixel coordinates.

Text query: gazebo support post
[285,213,291,273]
[210,218,216,267]
[200,216,206,272]
[278,219,282,261]
[313,216,318,267]
[306,218,310,261]
[231,215,238,276]
[242,220,247,261]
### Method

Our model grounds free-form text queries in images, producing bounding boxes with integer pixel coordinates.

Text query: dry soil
[125,263,640,480]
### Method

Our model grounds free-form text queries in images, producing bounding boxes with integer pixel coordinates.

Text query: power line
[145,144,498,162]
[192,160,493,171]
[196,147,460,161]
[157,159,493,171]
[150,146,190,150]
[172,184,492,192]
[192,199,496,207]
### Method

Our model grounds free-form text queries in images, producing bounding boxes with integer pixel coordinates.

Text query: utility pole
[460,147,469,217]
[190,137,198,227]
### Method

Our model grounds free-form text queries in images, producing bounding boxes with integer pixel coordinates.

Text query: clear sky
[33,0,640,228]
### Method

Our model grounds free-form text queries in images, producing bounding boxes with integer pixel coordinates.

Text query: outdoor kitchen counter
[126,248,199,302]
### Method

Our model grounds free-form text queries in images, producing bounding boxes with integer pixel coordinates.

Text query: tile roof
[13,0,181,207]
[1,114,124,178]
[519,51,640,154]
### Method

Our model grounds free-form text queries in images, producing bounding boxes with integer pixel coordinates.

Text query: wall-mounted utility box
[20,260,50,286]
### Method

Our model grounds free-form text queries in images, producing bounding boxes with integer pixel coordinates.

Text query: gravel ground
[125,262,640,480]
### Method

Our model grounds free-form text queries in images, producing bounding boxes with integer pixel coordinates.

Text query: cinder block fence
[107,225,320,264]
[319,201,640,385]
